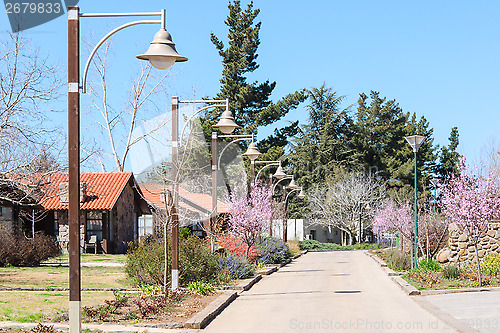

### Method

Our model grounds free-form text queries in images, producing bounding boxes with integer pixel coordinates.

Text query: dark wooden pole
[67,6,81,333]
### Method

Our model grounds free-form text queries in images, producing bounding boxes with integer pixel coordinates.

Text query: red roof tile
[139,183,229,214]
[42,172,134,210]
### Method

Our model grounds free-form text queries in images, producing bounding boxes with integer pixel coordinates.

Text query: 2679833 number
[5,2,61,14]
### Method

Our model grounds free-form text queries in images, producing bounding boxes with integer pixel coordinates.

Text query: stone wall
[447,223,500,264]
[58,223,85,254]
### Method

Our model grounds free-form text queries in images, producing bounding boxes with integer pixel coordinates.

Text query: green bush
[126,235,218,286]
[482,253,500,277]
[187,281,216,295]
[443,265,460,279]
[384,249,412,271]
[416,259,441,272]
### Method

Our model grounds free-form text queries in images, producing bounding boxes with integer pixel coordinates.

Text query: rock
[458,242,467,249]
[458,234,468,242]
[459,249,468,256]
[436,248,451,263]
[488,230,496,237]
[492,244,499,251]
[483,244,491,249]
[495,230,500,239]
[478,250,485,257]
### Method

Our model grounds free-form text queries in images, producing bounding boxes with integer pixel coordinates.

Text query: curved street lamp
[282,186,305,242]
[68,6,186,332]
[404,134,427,268]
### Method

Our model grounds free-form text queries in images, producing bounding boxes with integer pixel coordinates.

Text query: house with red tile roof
[40,172,150,254]
[138,183,229,238]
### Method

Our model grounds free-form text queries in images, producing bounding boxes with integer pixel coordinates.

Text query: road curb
[364,251,421,296]
[184,291,238,329]
[235,275,262,291]
[420,286,500,296]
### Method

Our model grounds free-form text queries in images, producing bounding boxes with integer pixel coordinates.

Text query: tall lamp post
[68,6,186,333]
[405,135,427,268]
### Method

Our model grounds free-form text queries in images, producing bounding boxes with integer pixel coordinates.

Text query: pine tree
[437,127,460,183]
[205,0,306,156]
[288,84,354,188]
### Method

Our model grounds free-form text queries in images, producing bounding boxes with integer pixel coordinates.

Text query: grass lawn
[0,291,119,322]
[0,266,132,289]
[49,254,127,263]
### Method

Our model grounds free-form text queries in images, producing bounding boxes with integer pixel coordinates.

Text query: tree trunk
[473,241,482,287]
[32,209,35,238]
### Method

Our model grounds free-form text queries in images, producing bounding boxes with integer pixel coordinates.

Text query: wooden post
[67,6,81,333]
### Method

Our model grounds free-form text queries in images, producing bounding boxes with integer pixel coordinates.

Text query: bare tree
[0,33,63,210]
[83,37,175,172]
[307,171,387,245]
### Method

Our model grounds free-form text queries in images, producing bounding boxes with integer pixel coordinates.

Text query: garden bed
[371,248,500,291]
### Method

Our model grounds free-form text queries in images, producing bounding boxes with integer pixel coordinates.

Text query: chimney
[59,182,87,204]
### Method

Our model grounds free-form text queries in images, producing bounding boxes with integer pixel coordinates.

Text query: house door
[86,211,103,242]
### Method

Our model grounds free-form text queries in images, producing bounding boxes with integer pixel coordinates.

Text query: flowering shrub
[406,270,442,288]
[482,253,500,277]
[256,237,290,265]
[217,234,258,261]
[217,255,255,279]
[227,183,274,259]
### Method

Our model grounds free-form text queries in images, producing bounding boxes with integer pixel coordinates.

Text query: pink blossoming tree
[440,158,500,286]
[227,183,275,259]
[373,200,413,248]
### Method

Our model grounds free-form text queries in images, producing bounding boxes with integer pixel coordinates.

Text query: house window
[1,206,13,221]
[54,211,66,237]
[86,211,103,242]
[138,215,153,239]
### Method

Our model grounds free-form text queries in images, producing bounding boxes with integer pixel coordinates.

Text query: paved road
[425,292,500,333]
[204,251,457,333]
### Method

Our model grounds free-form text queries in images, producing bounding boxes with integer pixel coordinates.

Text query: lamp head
[404,135,427,153]
[137,28,188,69]
[288,179,298,190]
[243,141,261,161]
[297,188,306,199]
[213,110,241,134]
[273,165,287,180]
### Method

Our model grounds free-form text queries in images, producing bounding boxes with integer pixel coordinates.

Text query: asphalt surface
[204,251,458,333]
[425,291,500,333]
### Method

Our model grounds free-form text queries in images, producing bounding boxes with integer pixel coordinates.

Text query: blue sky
[1,0,499,170]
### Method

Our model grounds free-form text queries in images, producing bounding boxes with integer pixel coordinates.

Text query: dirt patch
[76,290,221,325]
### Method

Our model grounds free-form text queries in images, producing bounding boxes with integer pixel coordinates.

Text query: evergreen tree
[437,127,460,183]
[205,0,306,158]
[288,84,354,189]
